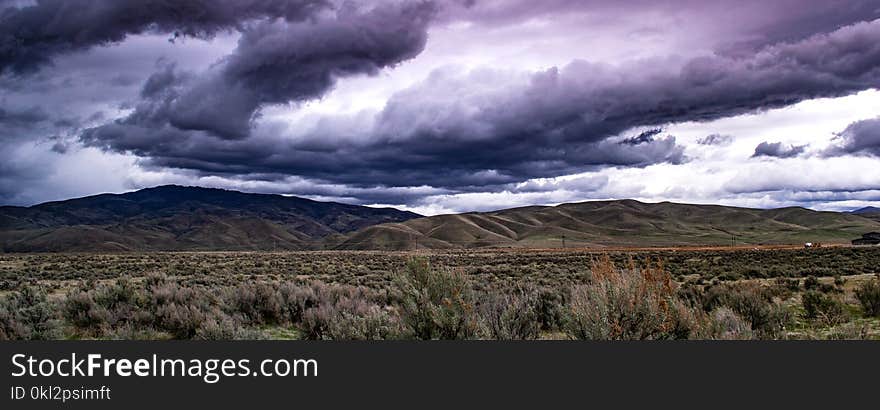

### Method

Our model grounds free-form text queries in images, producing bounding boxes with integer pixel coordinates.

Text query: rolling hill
[328,199,880,250]
[4,189,879,252]
[0,185,420,252]
[851,206,880,222]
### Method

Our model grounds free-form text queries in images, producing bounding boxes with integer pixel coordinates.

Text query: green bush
[534,288,568,332]
[854,277,880,317]
[803,276,820,291]
[802,291,848,326]
[393,258,477,340]
[774,277,800,292]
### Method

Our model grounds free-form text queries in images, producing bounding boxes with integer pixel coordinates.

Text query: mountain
[5,191,879,252]
[327,199,880,250]
[0,185,420,252]
[851,206,880,222]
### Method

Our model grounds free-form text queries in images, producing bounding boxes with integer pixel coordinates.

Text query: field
[2,246,880,340]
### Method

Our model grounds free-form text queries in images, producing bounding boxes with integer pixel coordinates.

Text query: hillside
[328,199,880,250]
[852,206,880,222]
[0,185,420,252]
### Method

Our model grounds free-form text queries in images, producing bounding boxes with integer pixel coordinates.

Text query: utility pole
[562,234,566,249]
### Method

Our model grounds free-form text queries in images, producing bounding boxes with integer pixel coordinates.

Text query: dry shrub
[63,278,148,334]
[63,290,109,331]
[0,286,61,340]
[155,303,212,339]
[825,322,871,340]
[150,279,220,338]
[105,323,166,340]
[479,289,541,340]
[773,277,801,298]
[702,282,791,339]
[223,283,285,325]
[195,315,266,340]
[564,256,706,340]
[709,307,754,340]
[277,282,320,323]
[281,282,400,340]
[64,275,233,339]
[301,298,399,340]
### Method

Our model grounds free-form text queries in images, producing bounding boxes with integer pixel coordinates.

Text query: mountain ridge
[3,187,880,252]
[327,199,880,250]
[850,206,880,222]
[0,185,420,252]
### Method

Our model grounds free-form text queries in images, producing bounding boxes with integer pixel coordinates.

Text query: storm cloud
[82,1,435,141]
[0,105,48,129]
[82,18,880,192]
[752,141,807,158]
[825,117,880,157]
[0,0,330,74]
[697,134,734,146]
[3,1,880,211]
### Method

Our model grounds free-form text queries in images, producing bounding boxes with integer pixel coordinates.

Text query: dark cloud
[620,128,663,146]
[825,116,880,157]
[0,105,48,127]
[442,0,880,51]
[84,2,436,140]
[0,0,330,75]
[81,18,880,193]
[725,0,880,52]
[109,73,139,87]
[3,1,880,209]
[0,149,53,204]
[752,141,807,158]
[50,141,68,154]
[697,134,734,146]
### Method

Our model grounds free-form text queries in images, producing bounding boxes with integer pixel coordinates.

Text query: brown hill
[328,199,880,250]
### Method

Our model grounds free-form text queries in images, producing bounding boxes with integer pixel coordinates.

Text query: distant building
[852,232,880,246]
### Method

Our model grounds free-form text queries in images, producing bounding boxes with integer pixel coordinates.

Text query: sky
[2,0,880,215]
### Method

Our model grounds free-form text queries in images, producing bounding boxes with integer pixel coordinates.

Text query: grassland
[1,246,879,340]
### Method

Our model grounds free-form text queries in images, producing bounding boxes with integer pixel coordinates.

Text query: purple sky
[2,0,880,214]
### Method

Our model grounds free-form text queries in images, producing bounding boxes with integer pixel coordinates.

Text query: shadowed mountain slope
[0,185,420,252]
[852,206,880,222]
